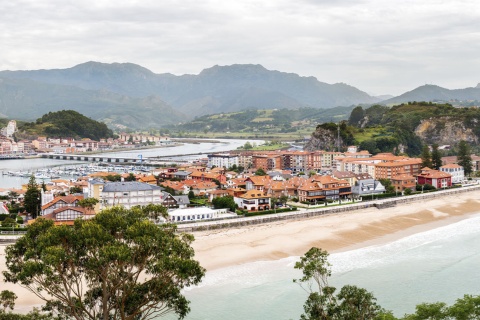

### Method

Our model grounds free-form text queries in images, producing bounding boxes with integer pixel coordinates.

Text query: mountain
[0,62,380,122]
[381,84,480,105]
[0,77,184,129]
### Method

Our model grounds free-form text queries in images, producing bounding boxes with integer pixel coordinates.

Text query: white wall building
[440,164,464,184]
[207,153,239,168]
[167,207,232,223]
[89,180,163,210]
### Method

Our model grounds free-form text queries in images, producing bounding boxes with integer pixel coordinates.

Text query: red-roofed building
[416,168,452,189]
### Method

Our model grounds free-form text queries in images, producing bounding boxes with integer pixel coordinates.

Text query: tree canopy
[3,206,205,320]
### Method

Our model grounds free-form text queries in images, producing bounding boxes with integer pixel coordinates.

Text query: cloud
[1,0,479,95]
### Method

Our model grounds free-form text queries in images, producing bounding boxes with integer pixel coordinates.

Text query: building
[207,154,239,169]
[391,173,416,193]
[439,164,464,184]
[234,190,271,211]
[416,168,452,189]
[351,174,386,197]
[167,207,231,223]
[89,180,163,210]
[41,195,84,215]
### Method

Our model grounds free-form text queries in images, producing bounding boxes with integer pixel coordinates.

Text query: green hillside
[348,102,480,155]
[168,106,355,139]
[17,110,114,140]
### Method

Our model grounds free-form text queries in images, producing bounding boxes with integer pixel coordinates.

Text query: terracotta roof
[238,190,269,199]
[41,195,84,210]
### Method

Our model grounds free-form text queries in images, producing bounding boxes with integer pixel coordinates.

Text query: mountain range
[0,62,479,129]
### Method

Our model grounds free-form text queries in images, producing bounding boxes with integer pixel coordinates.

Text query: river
[0,138,264,189]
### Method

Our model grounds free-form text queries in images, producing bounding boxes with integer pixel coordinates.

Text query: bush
[245,207,297,217]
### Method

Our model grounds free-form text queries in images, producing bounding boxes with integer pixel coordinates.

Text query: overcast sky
[1,0,479,95]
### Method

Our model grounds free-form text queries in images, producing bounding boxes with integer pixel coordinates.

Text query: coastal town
[0,115,477,230]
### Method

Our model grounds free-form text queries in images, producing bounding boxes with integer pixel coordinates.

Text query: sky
[1,0,480,96]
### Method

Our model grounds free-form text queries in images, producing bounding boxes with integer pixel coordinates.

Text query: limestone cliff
[414,117,478,145]
[304,127,338,151]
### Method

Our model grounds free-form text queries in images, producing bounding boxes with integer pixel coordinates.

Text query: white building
[440,164,464,184]
[207,153,239,169]
[167,207,232,223]
[89,180,163,210]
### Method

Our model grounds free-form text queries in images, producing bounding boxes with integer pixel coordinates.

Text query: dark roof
[173,195,190,204]
[102,181,162,192]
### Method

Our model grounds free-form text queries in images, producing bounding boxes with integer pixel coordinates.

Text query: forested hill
[347,102,480,155]
[17,110,114,140]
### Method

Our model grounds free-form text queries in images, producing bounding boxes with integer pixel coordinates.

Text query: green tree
[294,247,384,320]
[1,217,16,228]
[23,175,41,219]
[404,188,412,196]
[431,144,443,170]
[457,140,472,176]
[0,290,16,312]
[420,145,432,169]
[124,173,137,182]
[211,195,237,212]
[3,206,205,320]
[255,168,267,176]
[69,186,83,194]
[348,106,365,126]
[188,190,195,200]
[77,198,99,210]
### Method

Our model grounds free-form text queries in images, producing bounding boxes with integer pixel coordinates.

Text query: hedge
[245,207,297,217]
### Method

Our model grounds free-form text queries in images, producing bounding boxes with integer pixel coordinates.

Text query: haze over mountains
[0,62,479,129]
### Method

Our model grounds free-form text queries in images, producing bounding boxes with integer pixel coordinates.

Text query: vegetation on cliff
[17,110,114,140]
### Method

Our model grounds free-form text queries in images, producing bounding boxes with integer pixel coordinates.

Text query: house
[173,195,190,209]
[207,189,230,202]
[416,168,452,189]
[311,175,352,201]
[298,181,325,203]
[31,206,95,226]
[41,195,84,216]
[245,176,271,191]
[391,172,416,193]
[234,190,271,211]
[440,164,464,184]
[160,192,178,208]
[90,181,163,210]
[351,174,386,197]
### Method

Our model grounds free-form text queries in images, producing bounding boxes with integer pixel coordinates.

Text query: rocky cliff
[414,117,478,145]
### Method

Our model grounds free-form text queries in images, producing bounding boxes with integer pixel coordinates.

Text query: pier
[40,154,192,166]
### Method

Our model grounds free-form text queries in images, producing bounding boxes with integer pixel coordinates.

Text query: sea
[165,213,480,320]
[1,139,479,318]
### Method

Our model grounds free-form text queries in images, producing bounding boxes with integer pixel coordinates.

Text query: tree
[23,175,41,219]
[457,140,472,176]
[69,186,83,194]
[211,195,237,212]
[124,173,137,182]
[404,188,412,196]
[3,206,205,320]
[0,290,16,312]
[431,143,443,170]
[188,190,195,200]
[348,106,365,126]
[294,247,383,320]
[1,217,16,228]
[255,168,267,176]
[77,198,99,210]
[420,145,432,169]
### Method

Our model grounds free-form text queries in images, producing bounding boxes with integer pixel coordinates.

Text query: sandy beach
[1,190,480,311]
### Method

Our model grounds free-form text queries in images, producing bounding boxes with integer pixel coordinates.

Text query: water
[0,139,263,189]
[167,214,480,320]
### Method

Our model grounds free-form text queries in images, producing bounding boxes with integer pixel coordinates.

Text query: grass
[353,126,393,143]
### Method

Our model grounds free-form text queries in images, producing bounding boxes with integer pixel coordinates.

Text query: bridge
[40,154,193,166]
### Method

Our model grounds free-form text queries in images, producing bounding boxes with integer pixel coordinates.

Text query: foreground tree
[3,206,205,320]
[294,247,384,320]
[23,175,41,219]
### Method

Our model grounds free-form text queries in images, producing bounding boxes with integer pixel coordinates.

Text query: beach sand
[1,190,480,311]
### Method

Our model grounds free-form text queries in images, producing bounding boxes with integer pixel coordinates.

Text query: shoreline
[191,189,480,271]
[1,188,479,311]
